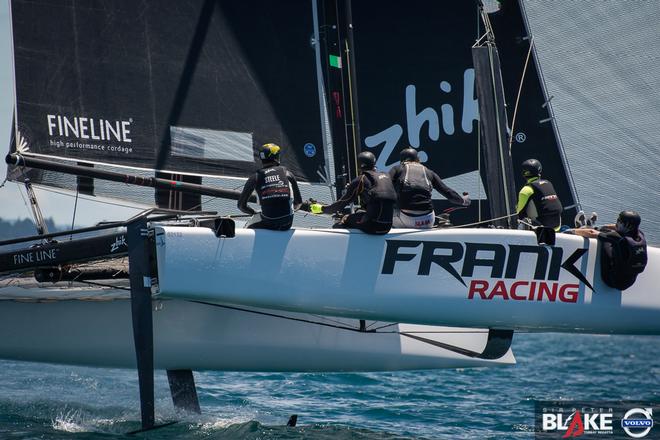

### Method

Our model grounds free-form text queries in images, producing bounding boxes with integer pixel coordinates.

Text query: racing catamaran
[1,0,657,432]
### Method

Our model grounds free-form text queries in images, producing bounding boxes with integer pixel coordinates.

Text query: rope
[450,212,518,229]
[189,300,384,333]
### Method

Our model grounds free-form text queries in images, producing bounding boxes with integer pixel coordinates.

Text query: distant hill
[0,217,60,241]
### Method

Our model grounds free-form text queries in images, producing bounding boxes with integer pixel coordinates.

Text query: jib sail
[345,0,579,225]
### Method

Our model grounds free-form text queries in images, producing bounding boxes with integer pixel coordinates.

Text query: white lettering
[542,414,557,431]
[121,120,132,143]
[462,68,479,133]
[89,118,100,140]
[365,68,478,171]
[406,84,439,147]
[63,116,79,138]
[45,114,133,144]
[585,413,600,430]
[105,120,121,142]
[47,115,57,136]
[440,81,455,135]
[365,124,403,171]
[600,414,612,430]
[79,117,89,139]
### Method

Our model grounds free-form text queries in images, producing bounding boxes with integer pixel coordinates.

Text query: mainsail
[8,0,330,207]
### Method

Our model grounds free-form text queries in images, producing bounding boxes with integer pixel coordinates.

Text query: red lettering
[510,281,528,300]
[559,284,579,303]
[528,281,537,300]
[490,280,509,300]
[538,282,557,302]
[468,280,489,299]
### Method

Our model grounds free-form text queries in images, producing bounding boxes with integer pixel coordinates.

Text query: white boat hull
[155,226,660,334]
[0,290,514,371]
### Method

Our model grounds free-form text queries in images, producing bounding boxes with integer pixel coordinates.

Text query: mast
[318,0,362,196]
[472,2,518,228]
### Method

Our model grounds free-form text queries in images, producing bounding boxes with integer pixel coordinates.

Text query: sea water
[0,333,658,439]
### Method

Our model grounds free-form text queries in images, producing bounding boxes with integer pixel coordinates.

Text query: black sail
[346,0,579,226]
[9,0,327,197]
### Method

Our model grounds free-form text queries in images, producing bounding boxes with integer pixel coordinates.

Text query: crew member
[516,158,563,231]
[302,151,396,234]
[573,210,648,290]
[237,143,302,230]
[388,148,469,228]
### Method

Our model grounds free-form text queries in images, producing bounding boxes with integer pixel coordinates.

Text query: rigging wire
[508,35,534,154]
[69,189,79,240]
[78,280,131,291]
[30,185,147,211]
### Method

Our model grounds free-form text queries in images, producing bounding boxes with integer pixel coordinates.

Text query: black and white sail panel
[9,0,327,188]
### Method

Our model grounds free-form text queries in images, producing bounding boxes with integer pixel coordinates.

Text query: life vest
[601,230,648,290]
[397,162,433,211]
[255,165,292,219]
[361,170,397,205]
[528,179,563,226]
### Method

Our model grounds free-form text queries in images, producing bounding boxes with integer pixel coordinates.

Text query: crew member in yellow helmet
[238,143,302,230]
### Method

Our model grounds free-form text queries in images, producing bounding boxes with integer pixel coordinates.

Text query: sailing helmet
[400,148,419,163]
[616,210,641,235]
[521,158,542,178]
[259,143,281,163]
[358,151,376,170]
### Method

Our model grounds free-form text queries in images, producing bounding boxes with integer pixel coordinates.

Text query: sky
[0,1,140,227]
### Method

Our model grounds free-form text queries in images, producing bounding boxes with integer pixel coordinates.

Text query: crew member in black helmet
[301,151,396,234]
[516,158,563,231]
[389,147,470,228]
[573,210,648,290]
[237,143,302,230]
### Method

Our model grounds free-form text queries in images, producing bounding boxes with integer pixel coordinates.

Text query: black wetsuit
[237,164,302,230]
[517,177,563,230]
[388,162,464,214]
[322,170,397,234]
[598,229,648,290]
